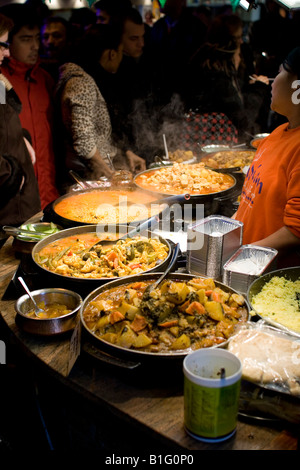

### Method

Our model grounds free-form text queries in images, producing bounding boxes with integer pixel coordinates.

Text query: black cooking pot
[42,184,192,229]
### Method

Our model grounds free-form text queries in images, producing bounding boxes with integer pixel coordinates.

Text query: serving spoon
[3,225,48,237]
[87,213,162,252]
[139,243,180,324]
[18,276,45,318]
[143,243,180,295]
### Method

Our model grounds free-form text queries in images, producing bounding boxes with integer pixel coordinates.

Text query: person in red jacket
[235,46,300,266]
[0,13,40,238]
[0,4,59,209]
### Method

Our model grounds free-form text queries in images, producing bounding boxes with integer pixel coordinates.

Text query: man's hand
[90,149,114,179]
[126,150,146,173]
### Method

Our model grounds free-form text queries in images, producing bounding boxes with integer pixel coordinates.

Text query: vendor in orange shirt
[235,46,300,266]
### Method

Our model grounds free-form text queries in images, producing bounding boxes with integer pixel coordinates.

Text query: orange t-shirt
[236,123,300,244]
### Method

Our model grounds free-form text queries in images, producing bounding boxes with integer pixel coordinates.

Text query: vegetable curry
[34,233,169,279]
[83,277,248,353]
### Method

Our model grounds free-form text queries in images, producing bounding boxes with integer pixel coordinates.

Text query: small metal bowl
[16,222,61,242]
[15,288,82,335]
[250,133,270,149]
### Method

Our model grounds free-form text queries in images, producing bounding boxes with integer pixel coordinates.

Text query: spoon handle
[150,243,180,291]
[69,170,89,189]
[3,225,43,236]
[18,276,38,307]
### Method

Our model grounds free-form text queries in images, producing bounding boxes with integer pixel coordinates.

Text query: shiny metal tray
[223,245,278,294]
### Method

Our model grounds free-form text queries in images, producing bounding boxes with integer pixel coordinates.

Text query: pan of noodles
[80,272,249,361]
[32,224,173,286]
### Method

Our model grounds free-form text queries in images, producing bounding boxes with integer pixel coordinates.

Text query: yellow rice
[251,276,300,333]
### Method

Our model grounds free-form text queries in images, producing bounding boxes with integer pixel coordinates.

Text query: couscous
[251,276,300,333]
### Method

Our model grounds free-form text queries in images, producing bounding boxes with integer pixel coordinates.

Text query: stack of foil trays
[222,244,278,294]
[186,215,243,280]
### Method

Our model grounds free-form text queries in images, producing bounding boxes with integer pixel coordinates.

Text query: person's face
[10,25,40,65]
[0,31,10,66]
[41,22,67,59]
[122,20,144,59]
[96,9,110,24]
[271,64,298,117]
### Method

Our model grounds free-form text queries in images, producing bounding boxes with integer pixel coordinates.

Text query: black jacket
[0,83,40,227]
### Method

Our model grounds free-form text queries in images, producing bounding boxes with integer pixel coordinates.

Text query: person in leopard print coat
[55,24,146,189]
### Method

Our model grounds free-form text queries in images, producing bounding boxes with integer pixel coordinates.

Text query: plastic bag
[227,321,300,397]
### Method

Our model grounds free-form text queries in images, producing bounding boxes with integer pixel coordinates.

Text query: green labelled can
[183,348,242,442]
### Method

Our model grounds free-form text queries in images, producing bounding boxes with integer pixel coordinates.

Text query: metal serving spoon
[143,243,180,296]
[139,243,180,324]
[87,213,162,252]
[69,170,90,190]
[18,276,45,318]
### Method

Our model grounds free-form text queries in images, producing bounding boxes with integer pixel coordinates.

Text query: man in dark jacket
[0,13,40,236]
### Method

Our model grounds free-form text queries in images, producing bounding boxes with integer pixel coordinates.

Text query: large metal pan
[199,148,256,173]
[134,166,236,201]
[247,266,300,338]
[80,272,250,363]
[31,224,173,287]
[134,166,238,219]
[42,186,189,229]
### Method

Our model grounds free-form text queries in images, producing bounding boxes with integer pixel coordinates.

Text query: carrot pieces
[185,301,206,315]
[110,311,125,324]
[131,314,148,332]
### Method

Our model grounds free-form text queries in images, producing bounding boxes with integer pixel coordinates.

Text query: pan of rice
[247,267,300,337]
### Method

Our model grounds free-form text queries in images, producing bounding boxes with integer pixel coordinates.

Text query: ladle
[69,170,90,190]
[163,134,170,160]
[18,276,45,318]
[106,153,115,171]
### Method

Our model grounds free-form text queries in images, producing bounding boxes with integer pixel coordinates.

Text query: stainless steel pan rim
[80,272,250,360]
[31,224,173,284]
[247,266,300,339]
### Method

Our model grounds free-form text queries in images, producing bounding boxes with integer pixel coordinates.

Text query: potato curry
[83,277,248,353]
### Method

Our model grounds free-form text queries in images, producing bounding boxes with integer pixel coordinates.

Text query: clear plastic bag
[227,321,300,397]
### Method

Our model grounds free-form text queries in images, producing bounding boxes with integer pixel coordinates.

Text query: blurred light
[275,0,300,8]
[44,0,90,9]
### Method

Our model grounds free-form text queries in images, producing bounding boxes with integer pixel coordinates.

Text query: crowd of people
[1,0,300,264]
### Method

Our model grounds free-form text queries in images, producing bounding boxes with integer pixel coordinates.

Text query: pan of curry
[80,272,249,361]
[32,224,172,286]
[43,165,237,229]
[134,162,236,199]
[43,186,184,229]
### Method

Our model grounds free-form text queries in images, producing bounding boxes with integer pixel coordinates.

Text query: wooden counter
[0,232,299,452]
